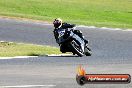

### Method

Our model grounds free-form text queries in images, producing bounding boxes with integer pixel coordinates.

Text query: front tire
[70,40,84,57]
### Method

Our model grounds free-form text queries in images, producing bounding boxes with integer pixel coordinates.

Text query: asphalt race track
[0,18,132,88]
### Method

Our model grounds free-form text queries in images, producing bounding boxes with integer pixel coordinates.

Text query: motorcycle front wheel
[70,40,84,57]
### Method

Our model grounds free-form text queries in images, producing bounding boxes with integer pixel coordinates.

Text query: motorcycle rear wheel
[84,44,92,56]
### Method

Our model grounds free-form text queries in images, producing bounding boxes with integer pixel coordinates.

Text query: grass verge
[0,41,61,57]
[0,0,132,29]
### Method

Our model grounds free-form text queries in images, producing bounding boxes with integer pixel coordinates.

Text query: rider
[53,18,88,44]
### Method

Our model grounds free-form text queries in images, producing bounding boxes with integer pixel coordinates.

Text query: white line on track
[0,85,56,88]
[47,54,75,57]
[0,54,76,59]
[77,25,132,31]
[78,25,97,29]
[123,29,132,31]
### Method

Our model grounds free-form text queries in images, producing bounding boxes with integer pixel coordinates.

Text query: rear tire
[85,44,92,56]
[70,40,84,57]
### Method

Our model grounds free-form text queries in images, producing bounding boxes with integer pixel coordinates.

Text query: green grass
[0,41,61,57]
[0,0,132,28]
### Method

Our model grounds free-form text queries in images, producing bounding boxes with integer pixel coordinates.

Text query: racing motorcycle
[57,28,92,57]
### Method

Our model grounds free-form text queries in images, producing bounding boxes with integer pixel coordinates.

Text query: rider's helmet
[53,18,62,28]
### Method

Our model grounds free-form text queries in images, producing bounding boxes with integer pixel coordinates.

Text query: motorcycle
[57,28,92,57]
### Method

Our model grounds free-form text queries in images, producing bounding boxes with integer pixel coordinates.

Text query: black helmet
[53,18,62,28]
